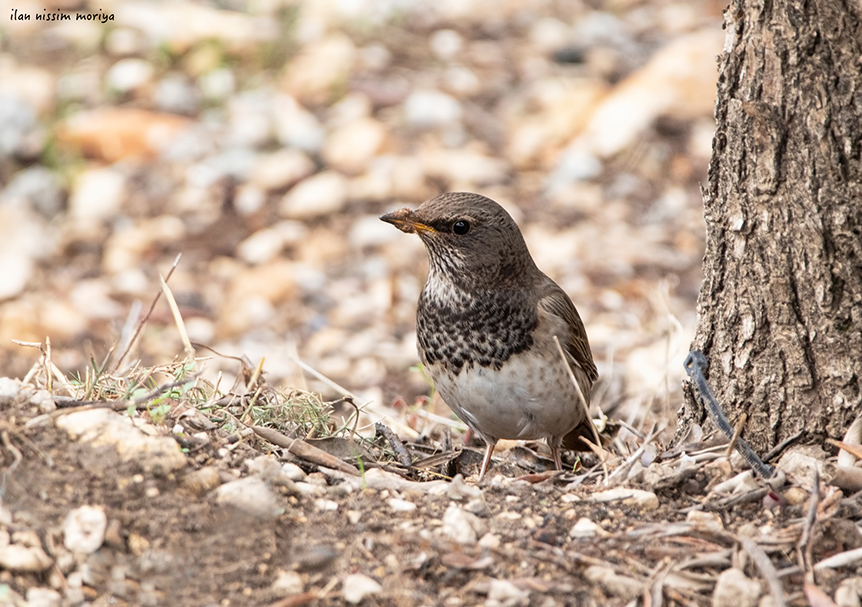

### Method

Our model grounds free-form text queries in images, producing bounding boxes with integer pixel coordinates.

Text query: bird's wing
[536,282,598,384]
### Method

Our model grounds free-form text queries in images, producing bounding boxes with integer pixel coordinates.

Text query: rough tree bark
[679,0,862,452]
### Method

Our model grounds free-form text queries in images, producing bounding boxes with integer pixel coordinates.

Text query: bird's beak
[379,208,437,235]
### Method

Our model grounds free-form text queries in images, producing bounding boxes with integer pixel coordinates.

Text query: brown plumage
[381,192,597,480]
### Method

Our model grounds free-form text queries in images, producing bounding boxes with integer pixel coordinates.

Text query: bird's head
[380,192,538,288]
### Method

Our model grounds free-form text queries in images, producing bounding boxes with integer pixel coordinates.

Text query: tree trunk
[679,0,862,452]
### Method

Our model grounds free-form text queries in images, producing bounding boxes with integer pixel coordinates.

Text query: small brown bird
[381,192,598,480]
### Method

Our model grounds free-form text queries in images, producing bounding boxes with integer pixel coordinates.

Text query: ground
[2,376,861,607]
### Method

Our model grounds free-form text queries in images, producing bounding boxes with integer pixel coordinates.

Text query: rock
[447,474,483,500]
[584,566,641,601]
[349,155,429,201]
[349,214,404,248]
[63,505,107,554]
[280,171,349,219]
[68,167,127,220]
[236,222,310,265]
[183,466,222,495]
[685,510,724,532]
[0,94,42,158]
[322,117,389,174]
[273,94,325,153]
[0,205,52,300]
[281,32,356,105]
[199,67,236,101]
[28,389,55,414]
[215,477,282,518]
[2,165,64,215]
[0,542,53,573]
[554,28,724,166]
[778,445,829,483]
[0,378,21,403]
[404,90,462,128]
[271,569,304,596]
[0,56,55,114]
[441,504,483,545]
[281,463,307,482]
[342,572,382,604]
[487,579,530,605]
[225,89,273,148]
[586,488,659,510]
[57,108,193,162]
[505,78,607,170]
[422,148,508,187]
[528,18,572,53]
[430,29,464,60]
[154,73,200,114]
[569,517,602,538]
[712,568,761,607]
[105,27,149,57]
[388,498,417,512]
[835,577,862,607]
[55,409,187,474]
[250,149,316,191]
[106,58,154,94]
[233,184,267,216]
[115,2,277,54]
[25,588,62,607]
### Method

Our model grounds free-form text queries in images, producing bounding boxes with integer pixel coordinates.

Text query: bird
[381,192,598,480]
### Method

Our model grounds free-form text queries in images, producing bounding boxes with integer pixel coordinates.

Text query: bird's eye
[452,220,471,235]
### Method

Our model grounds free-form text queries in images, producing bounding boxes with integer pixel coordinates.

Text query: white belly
[431,350,587,444]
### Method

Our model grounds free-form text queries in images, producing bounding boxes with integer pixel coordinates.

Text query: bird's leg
[550,441,563,471]
[478,440,497,481]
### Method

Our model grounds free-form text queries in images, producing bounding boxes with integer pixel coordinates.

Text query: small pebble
[342,573,382,604]
[63,505,107,554]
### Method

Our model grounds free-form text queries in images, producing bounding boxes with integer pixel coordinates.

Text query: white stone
[584,566,642,600]
[0,207,45,299]
[343,573,382,604]
[569,517,601,538]
[422,148,508,186]
[0,377,21,400]
[487,579,530,604]
[237,227,287,265]
[106,58,154,93]
[69,167,126,220]
[28,389,55,413]
[315,499,339,512]
[323,118,387,174]
[25,588,62,607]
[478,533,500,549]
[271,569,304,596]
[281,462,308,481]
[199,67,235,100]
[55,409,186,474]
[280,170,348,219]
[441,504,480,545]
[0,543,53,572]
[388,498,417,512]
[835,577,862,607]
[586,488,659,509]
[712,568,761,607]
[273,94,325,153]
[404,90,462,127]
[63,506,107,554]
[349,214,403,248]
[215,477,282,518]
[778,445,828,483]
[250,148,315,191]
[430,29,463,59]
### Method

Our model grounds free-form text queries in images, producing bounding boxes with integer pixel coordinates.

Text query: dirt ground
[2,378,861,607]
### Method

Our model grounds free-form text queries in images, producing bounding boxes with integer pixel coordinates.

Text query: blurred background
[0,0,723,433]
